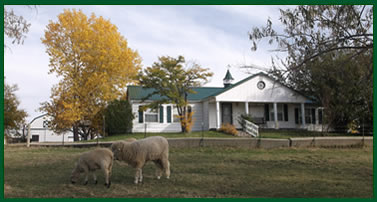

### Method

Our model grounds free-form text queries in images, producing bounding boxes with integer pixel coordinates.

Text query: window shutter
[284,104,288,121]
[295,108,299,124]
[264,104,270,121]
[167,106,172,123]
[311,108,316,124]
[159,106,164,123]
[138,106,144,123]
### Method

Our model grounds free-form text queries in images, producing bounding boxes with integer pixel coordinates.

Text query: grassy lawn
[89,131,239,142]
[258,129,356,139]
[4,145,373,198]
[89,130,361,142]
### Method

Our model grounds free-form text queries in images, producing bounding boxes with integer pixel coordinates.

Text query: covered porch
[210,101,324,131]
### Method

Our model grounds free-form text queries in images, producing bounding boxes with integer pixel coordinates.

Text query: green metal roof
[127,86,224,101]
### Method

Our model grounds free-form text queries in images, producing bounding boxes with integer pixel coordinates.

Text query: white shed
[28,114,74,143]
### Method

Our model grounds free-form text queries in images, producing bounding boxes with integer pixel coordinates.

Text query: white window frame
[269,104,285,122]
[145,108,159,123]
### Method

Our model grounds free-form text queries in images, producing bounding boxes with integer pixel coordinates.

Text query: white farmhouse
[128,71,325,133]
[28,114,74,142]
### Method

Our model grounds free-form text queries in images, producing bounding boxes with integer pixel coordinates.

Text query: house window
[138,106,144,123]
[295,107,316,124]
[139,106,159,123]
[269,104,288,122]
[173,107,180,123]
[167,106,172,123]
[188,106,192,113]
[159,106,164,123]
[145,108,158,123]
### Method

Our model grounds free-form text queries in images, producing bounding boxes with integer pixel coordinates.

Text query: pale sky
[4,5,289,122]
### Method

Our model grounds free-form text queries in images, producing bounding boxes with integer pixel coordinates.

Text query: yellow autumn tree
[40,9,141,141]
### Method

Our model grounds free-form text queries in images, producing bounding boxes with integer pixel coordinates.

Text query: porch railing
[244,120,259,137]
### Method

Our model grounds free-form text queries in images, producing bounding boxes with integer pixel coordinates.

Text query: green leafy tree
[248,5,373,130]
[4,80,27,142]
[104,99,134,136]
[137,55,213,133]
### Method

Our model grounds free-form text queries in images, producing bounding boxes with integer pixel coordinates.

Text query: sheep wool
[111,136,170,184]
[71,148,114,188]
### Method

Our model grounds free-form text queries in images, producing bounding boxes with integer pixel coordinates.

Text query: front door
[221,103,233,125]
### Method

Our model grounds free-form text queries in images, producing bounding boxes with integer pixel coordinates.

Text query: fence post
[144,123,147,138]
[27,124,31,147]
[199,122,204,147]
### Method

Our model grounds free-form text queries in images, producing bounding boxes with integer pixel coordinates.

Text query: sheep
[115,138,137,167]
[70,148,114,188]
[111,136,170,184]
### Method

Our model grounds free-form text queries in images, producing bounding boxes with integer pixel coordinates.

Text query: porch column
[301,103,306,127]
[216,101,221,129]
[163,105,166,124]
[273,102,279,129]
[245,102,249,115]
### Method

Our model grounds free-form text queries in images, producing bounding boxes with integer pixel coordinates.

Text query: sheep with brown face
[111,136,170,184]
[70,148,113,188]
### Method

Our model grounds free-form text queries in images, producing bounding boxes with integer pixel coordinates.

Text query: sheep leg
[103,165,112,188]
[134,168,144,184]
[92,172,97,184]
[134,168,142,184]
[83,167,89,185]
[138,169,143,183]
[153,160,163,179]
[162,159,170,179]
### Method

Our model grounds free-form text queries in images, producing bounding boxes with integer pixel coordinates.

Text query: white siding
[30,129,73,142]
[208,102,217,129]
[29,115,74,142]
[215,75,308,103]
[202,101,209,130]
[132,102,204,133]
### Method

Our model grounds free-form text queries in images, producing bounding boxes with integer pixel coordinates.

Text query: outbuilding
[28,114,74,142]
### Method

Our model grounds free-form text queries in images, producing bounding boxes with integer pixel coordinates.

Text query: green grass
[89,130,361,142]
[258,129,355,139]
[4,145,373,198]
[89,131,238,142]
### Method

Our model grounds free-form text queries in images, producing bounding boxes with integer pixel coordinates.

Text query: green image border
[1,0,375,200]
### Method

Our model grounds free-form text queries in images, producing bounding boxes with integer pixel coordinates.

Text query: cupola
[223,69,234,88]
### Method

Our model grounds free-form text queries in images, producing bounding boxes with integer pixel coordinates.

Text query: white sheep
[111,136,170,184]
[70,148,114,188]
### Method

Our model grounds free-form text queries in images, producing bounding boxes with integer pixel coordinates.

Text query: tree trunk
[73,125,79,142]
